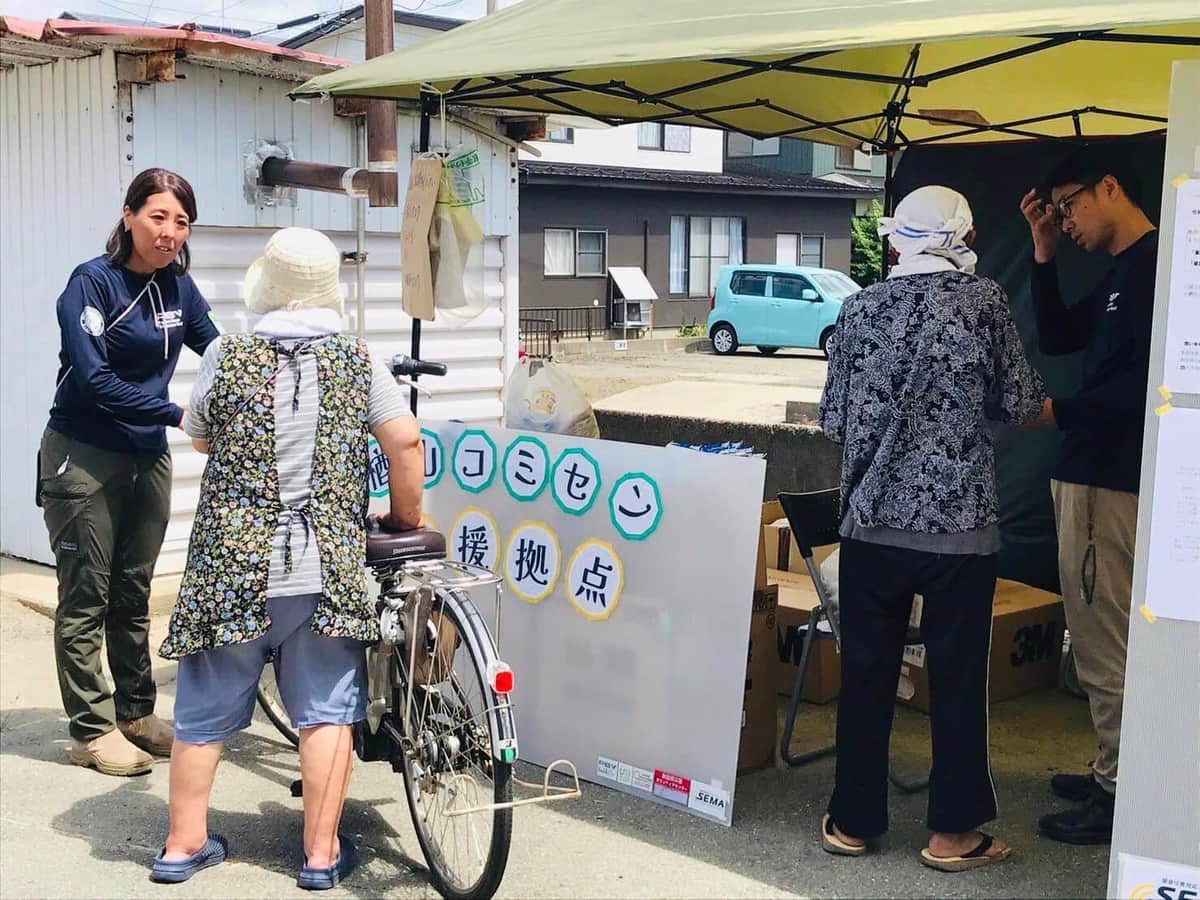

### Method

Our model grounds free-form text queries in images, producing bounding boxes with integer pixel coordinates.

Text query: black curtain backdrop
[893,136,1166,591]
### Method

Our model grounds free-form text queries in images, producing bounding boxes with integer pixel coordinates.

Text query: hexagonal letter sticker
[367,436,390,498]
[449,507,499,570]
[551,448,602,516]
[608,473,663,540]
[420,428,445,490]
[566,539,624,621]
[452,429,497,494]
[504,521,561,603]
[502,436,550,502]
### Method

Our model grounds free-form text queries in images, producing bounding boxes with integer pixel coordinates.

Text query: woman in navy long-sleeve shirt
[38,168,219,776]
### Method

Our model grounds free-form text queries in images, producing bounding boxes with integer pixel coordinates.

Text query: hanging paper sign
[504,521,561,603]
[503,436,551,502]
[608,473,663,540]
[552,448,602,515]
[400,156,443,321]
[453,429,497,494]
[449,507,499,569]
[566,539,624,620]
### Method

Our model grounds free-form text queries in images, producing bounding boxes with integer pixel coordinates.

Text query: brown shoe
[70,729,154,776]
[119,714,175,757]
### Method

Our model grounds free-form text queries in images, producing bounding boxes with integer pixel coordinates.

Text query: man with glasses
[1018,148,1158,845]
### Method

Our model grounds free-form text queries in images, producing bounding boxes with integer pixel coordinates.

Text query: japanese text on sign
[504,521,561,603]
[608,473,663,540]
[421,428,445,489]
[453,429,497,494]
[552,449,602,515]
[449,508,499,570]
[503,437,550,502]
[566,539,623,620]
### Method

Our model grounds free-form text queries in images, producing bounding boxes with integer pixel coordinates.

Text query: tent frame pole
[410,90,435,416]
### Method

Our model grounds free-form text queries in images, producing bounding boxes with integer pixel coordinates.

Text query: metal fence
[524,306,606,341]
[518,317,555,359]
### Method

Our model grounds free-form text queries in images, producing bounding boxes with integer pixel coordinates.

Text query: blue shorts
[173,593,368,745]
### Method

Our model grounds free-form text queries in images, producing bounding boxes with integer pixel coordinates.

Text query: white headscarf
[878,185,977,278]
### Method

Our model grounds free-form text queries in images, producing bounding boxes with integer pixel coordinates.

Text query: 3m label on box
[687,780,730,822]
[617,762,634,786]
[652,770,691,805]
[631,766,654,792]
[596,756,619,781]
[902,644,926,668]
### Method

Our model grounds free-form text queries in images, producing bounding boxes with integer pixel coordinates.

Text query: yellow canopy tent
[292,0,1200,150]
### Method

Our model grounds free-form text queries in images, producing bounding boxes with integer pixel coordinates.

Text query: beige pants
[1051,480,1138,792]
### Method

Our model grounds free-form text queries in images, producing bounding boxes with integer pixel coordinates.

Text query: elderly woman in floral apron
[152,227,424,889]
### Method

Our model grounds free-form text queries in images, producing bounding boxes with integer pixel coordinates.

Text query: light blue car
[706,264,860,357]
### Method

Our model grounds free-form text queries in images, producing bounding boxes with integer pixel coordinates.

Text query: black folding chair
[775,489,929,794]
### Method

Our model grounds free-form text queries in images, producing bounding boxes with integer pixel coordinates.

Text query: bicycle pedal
[290,778,303,798]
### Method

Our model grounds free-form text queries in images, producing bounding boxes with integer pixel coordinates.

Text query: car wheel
[711,323,738,355]
[819,327,835,359]
[757,346,779,356]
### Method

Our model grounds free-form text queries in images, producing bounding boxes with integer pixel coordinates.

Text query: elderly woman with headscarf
[816,186,1046,871]
[151,227,424,889]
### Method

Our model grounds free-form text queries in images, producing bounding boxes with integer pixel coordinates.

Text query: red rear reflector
[488,660,514,694]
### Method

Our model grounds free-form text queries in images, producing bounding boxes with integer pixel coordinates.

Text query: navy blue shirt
[48,256,220,454]
[1031,230,1157,494]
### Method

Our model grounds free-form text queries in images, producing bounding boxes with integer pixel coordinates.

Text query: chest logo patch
[79,306,105,337]
[1106,292,1121,312]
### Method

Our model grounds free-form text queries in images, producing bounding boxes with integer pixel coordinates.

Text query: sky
[5,0,490,42]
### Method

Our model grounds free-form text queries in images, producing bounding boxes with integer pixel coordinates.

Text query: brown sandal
[820,814,867,857]
[920,834,1011,872]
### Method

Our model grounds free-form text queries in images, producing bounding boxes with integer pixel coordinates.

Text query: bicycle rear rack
[442,759,583,818]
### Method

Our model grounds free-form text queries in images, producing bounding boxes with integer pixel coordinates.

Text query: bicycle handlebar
[389,354,447,378]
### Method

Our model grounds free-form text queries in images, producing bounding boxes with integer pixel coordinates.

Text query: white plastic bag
[430,146,486,327]
[504,358,599,438]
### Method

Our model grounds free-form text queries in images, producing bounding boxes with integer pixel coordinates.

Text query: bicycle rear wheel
[395,591,512,900]
[257,662,299,748]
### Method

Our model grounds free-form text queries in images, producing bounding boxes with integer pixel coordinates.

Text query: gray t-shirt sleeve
[368,354,413,429]
[184,338,225,440]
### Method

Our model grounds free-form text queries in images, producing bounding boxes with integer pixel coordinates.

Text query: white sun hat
[243,227,346,315]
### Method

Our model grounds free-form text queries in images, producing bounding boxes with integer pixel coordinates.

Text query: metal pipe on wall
[261,157,368,196]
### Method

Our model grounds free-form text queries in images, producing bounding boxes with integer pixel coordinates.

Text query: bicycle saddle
[366,523,446,564]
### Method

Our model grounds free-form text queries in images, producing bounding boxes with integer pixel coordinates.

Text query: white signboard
[415,422,765,825]
[1142,407,1200,622]
[1162,178,1200,393]
[1115,853,1200,900]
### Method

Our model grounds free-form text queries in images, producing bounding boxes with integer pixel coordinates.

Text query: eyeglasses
[1051,181,1098,228]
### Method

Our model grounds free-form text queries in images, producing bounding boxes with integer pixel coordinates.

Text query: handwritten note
[400,157,443,321]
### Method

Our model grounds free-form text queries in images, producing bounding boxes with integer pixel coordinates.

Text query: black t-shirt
[1030,230,1158,493]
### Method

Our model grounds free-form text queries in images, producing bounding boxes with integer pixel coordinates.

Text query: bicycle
[256,353,578,899]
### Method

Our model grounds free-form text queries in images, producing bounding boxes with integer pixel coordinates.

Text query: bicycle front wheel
[257,662,300,748]
[395,590,512,900]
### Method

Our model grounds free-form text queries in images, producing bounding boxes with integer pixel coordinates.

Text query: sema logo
[1129,884,1199,900]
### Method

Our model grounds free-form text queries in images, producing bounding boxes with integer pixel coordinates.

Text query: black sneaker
[1038,790,1115,845]
[1050,772,1100,803]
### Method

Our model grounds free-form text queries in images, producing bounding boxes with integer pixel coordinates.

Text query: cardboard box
[896,580,1064,714]
[768,568,842,704]
[755,499,837,588]
[739,585,779,771]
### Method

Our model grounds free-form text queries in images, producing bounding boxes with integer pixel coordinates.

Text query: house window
[670,215,745,296]
[543,228,607,276]
[638,122,692,152]
[835,145,857,168]
[576,230,607,276]
[545,127,574,143]
[727,133,780,157]
[776,232,825,267]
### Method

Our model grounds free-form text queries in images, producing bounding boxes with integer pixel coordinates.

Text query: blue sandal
[150,834,228,883]
[298,835,359,891]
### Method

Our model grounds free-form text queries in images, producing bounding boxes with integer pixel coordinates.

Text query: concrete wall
[594,411,842,501]
[519,183,856,328]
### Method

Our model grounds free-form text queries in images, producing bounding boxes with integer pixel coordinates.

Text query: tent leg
[881,150,895,280]
[410,92,434,416]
